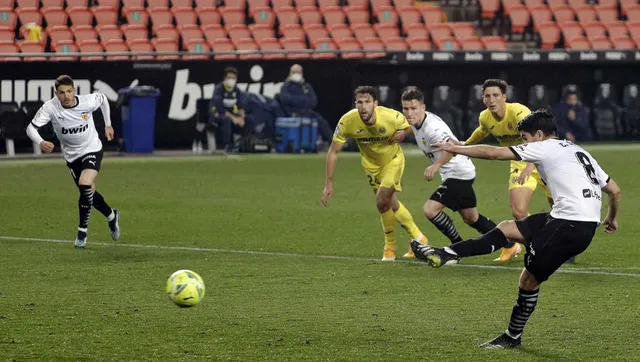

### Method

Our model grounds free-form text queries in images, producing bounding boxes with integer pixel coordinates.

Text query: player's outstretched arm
[321,141,343,207]
[602,178,621,233]
[434,142,516,161]
[96,93,114,141]
[464,126,490,145]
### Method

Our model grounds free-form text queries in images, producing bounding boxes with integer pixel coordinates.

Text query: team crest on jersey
[81,112,89,120]
[421,138,427,146]
[378,127,386,134]
[508,123,514,131]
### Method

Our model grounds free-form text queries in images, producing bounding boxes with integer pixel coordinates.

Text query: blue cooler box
[275,117,319,153]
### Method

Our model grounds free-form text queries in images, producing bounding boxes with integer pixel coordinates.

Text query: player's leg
[376,185,398,261]
[459,207,497,234]
[424,198,463,244]
[92,185,120,241]
[74,167,99,248]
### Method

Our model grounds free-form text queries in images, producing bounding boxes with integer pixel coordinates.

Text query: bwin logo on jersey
[62,124,89,134]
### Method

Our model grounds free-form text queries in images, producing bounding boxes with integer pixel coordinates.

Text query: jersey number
[575,152,599,185]
[367,175,379,187]
[423,151,435,161]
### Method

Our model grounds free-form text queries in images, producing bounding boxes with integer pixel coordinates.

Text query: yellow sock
[380,209,396,250]
[395,201,424,240]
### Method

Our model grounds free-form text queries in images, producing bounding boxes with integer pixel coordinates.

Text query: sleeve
[508,142,546,162]
[91,93,112,126]
[465,121,490,144]
[332,116,349,144]
[395,110,410,130]
[427,120,457,145]
[514,104,532,122]
[594,160,610,188]
[30,103,51,128]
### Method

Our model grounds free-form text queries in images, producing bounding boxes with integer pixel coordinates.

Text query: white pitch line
[1,235,638,278]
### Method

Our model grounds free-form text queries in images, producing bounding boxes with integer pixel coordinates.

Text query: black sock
[429,212,463,243]
[507,288,540,338]
[93,191,113,218]
[449,228,509,257]
[471,214,515,248]
[78,185,94,229]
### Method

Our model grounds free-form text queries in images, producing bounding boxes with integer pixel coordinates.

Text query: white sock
[78,227,87,233]
[107,210,115,222]
[505,329,522,339]
[444,246,458,255]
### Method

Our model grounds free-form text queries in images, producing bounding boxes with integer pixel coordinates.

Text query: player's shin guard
[449,227,509,257]
[93,191,113,219]
[380,209,397,251]
[507,288,539,338]
[394,202,422,240]
[429,212,463,243]
[470,214,497,234]
[78,185,94,230]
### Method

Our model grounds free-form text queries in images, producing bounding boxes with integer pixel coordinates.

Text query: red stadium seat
[322,6,345,26]
[611,36,635,49]
[428,23,451,42]
[299,6,322,25]
[67,7,92,26]
[281,23,306,40]
[566,35,590,49]
[128,39,154,60]
[329,23,354,40]
[480,35,508,49]
[575,5,597,23]
[421,5,443,27]
[149,7,173,27]
[603,21,628,38]
[595,5,617,22]
[311,37,338,59]
[236,38,262,59]
[251,7,274,26]
[0,0,15,7]
[450,22,476,39]
[398,6,421,33]
[546,0,566,8]
[202,24,227,44]
[16,0,37,7]
[559,21,583,47]
[194,0,215,7]
[247,0,269,12]
[524,0,544,10]
[346,6,369,24]
[96,0,119,7]
[104,39,130,60]
[589,36,612,49]
[249,23,275,42]
[374,6,398,25]
[583,20,606,40]
[211,38,237,60]
[79,39,105,61]
[478,0,500,19]
[383,37,408,51]
[0,8,17,30]
[92,6,117,25]
[220,7,244,25]
[197,8,220,25]
[122,24,148,41]
[152,37,180,60]
[374,22,400,39]
[360,37,385,58]
[178,24,204,47]
[295,0,316,7]
[404,23,428,39]
[407,36,432,50]
[259,37,285,59]
[122,0,144,8]
[52,39,78,61]
[123,7,149,27]
[173,7,198,26]
[17,7,42,25]
[97,24,123,42]
[371,0,392,13]
[352,23,377,41]
[171,0,193,7]
[41,0,64,8]
[460,36,484,50]
[394,0,413,7]
[183,39,210,60]
[566,0,586,8]
[317,0,339,8]
[530,4,552,31]
[17,39,46,61]
[275,6,300,27]
[347,0,368,8]
[509,5,531,33]
[337,37,363,59]
[306,23,329,42]
[48,25,73,43]
[272,0,293,9]
[0,40,20,61]
[226,24,251,43]
[72,24,98,42]
[280,37,310,58]
[154,24,179,41]
[434,36,461,50]
[0,28,15,41]
[538,21,560,49]
[552,5,575,23]
[148,0,169,8]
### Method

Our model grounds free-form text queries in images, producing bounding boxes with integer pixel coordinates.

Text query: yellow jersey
[466,102,531,147]
[333,106,409,169]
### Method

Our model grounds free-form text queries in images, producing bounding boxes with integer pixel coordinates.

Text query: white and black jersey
[411,111,476,181]
[30,93,110,163]
[509,139,610,223]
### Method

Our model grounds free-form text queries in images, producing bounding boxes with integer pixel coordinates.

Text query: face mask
[224,78,236,88]
[290,73,303,83]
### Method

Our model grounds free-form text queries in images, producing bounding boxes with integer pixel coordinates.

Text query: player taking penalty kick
[321,86,428,261]
[464,79,552,262]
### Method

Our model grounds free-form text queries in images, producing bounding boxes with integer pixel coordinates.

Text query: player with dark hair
[463,79,552,262]
[400,88,498,259]
[321,86,429,261]
[412,109,621,349]
[26,75,120,248]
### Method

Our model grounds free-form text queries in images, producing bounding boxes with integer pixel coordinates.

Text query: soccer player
[26,75,121,248]
[400,88,498,254]
[464,79,552,262]
[411,109,621,349]
[321,86,428,261]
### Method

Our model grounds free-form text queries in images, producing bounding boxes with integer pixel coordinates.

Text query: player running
[412,109,621,349]
[26,75,120,248]
[400,88,498,257]
[464,79,552,262]
[321,86,428,261]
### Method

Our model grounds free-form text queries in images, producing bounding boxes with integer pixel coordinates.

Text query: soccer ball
[165,269,206,308]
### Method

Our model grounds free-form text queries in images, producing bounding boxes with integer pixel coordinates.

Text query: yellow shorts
[363,153,405,192]
[509,162,551,199]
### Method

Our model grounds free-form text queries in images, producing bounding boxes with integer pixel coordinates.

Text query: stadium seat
[352,23,377,42]
[52,39,78,61]
[502,0,521,15]
[211,38,237,60]
[171,0,193,7]
[78,39,105,61]
[96,0,119,8]
[202,24,227,44]
[478,0,500,19]
[405,23,428,39]
[16,0,37,7]
[97,24,123,42]
[152,26,178,42]
[148,0,169,7]
[0,28,15,41]
[92,6,117,25]
[152,37,179,60]
[276,6,300,27]
[575,5,596,23]
[128,39,154,60]
[530,4,552,31]
[435,36,461,50]
[259,37,285,59]
[104,39,130,60]
[450,22,475,39]
[583,20,606,40]
[251,7,274,26]
[546,0,566,8]
[317,0,339,8]
[282,23,306,39]
[122,0,145,8]
[508,5,531,34]
[178,24,203,47]
[566,0,586,8]
[183,38,210,60]
[247,0,269,11]
[611,35,635,49]
[566,35,590,49]
[480,35,507,49]
[398,6,421,33]
[374,22,400,39]
[329,23,354,40]
[371,0,392,13]
[560,21,583,46]
[552,6,575,23]
[123,7,149,27]
[421,5,443,27]
[280,37,310,58]
[603,21,628,38]
[72,25,98,42]
[595,5,617,22]
[122,24,148,41]
[360,36,385,58]
[524,0,544,10]
[226,24,251,43]
[337,37,363,59]
[41,0,64,9]
[589,35,612,49]
[460,36,484,50]
[272,0,293,9]
[197,8,220,25]
[322,6,345,26]
[627,21,640,39]
[48,25,73,43]
[66,7,91,27]
[295,0,316,7]
[194,0,215,7]
[394,0,413,7]
[428,23,451,42]
[374,6,398,25]
[538,21,560,48]
[0,8,17,30]
[347,0,368,8]
[407,36,431,50]
[299,6,322,25]
[220,7,244,25]
[311,37,338,58]
[383,36,407,51]
[17,39,45,60]
[173,7,197,26]
[346,6,369,24]
[17,7,42,25]
[235,38,261,59]
[249,23,275,41]
[149,7,173,28]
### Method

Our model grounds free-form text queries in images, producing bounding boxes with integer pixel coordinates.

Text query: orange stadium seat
[626,21,640,39]
[149,7,173,27]
[211,38,237,60]
[530,5,552,31]
[123,7,149,27]
[552,6,576,23]
[16,0,38,7]
[197,8,220,25]
[374,22,400,38]
[603,21,628,38]
[352,23,377,41]
[152,37,180,60]
[460,36,484,50]
[589,36,612,49]
[501,0,520,13]
[52,39,79,61]
[178,24,204,47]
[566,0,586,8]
[202,24,227,43]
[249,23,275,41]
[299,6,322,25]
[337,37,363,59]
[317,0,339,8]
[481,35,508,49]
[0,41,20,61]
[67,7,92,26]
[329,23,354,40]
[17,7,42,25]
[405,23,428,38]
[347,0,368,8]
[18,39,46,61]
[311,37,338,59]
[0,28,15,41]
[235,38,262,59]
[171,0,193,7]
[407,36,432,50]
[394,0,413,7]
[479,0,500,19]
[434,36,461,50]
[48,25,73,43]
[509,5,531,33]
[450,22,475,39]
[575,5,597,23]
[272,0,293,9]
[122,0,145,8]
[220,7,245,25]
[323,6,345,26]
[173,7,198,26]
[566,35,590,49]
[295,0,316,7]
[97,24,123,42]
[259,37,285,59]
[374,6,398,25]
[122,24,148,41]
[538,21,560,48]
[346,6,369,24]
[383,37,408,51]
[428,23,451,42]
[252,7,275,26]
[224,0,246,9]
[281,23,306,39]
[546,0,565,8]
[148,0,169,7]
[421,6,443,27]
[524,0,544,10]
[96,0,119,7]
[398,6,421,33]
[41,0,64,8]
[0,0,14,6]
[306,24,328,42]
[247,0,268,9]
[583,20,606,40]
[360,37,385,58]
[183,39,210,60]
[42,7,68,26]
[280,37,310,58]
[276,6,300,27]
[194,0,215,7]
[79,39,105,61]
[611,36,635,49]
[226,24,251,43]
[560,21,583,47]
[104,39,130,60]
[595,5,617,22]
[128,39,154,60]
[371,0,392,13]
[92,6,117,25]
[0,8,17,30]
[72,25,98,42]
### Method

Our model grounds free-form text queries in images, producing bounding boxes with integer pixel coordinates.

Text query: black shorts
[516,213,598,282]
[66,151,103,185]
[428,178,477,211]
